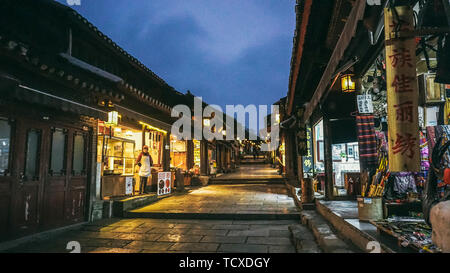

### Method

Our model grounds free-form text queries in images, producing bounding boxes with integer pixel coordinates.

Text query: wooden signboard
[385,6,420,172]
[302,126,314,176]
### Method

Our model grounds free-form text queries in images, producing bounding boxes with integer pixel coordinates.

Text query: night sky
[56,0,295,114]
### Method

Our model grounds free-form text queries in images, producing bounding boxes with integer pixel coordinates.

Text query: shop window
[147,131,162,166]
[123,141,135,175]
[49,128,67,176]
[102,136,135,176]
[24,129,41,181]
[193,139,201,168]
[72,133,86,176]
[0,119,11,176]
[170,137,187,170]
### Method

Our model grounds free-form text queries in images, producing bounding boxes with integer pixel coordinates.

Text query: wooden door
[9,119,49,238]
[0,117,14,240]
[42,126,68,229]
[43,126,90,229]
[65,129,89,224]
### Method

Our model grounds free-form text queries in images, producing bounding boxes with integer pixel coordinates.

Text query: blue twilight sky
[56,0,295,113]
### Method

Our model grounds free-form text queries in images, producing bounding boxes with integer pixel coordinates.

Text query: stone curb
[300,211,355,253]
[315,200,395,253]
[288,225,321,253]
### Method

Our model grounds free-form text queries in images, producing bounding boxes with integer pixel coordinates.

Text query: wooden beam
[287,0,313,116]
[303,0,366,123]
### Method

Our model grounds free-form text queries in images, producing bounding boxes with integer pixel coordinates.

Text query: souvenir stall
[170,136,191,186]
[193,139,201,174]
[208,142,217,176]
[354,37,450,252]
[170,136,187,170]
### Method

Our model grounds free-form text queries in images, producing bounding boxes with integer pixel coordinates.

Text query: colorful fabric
[419,131,429,171]
[376,131,388,152]
[356,115,378,169]
[426,126,436,150]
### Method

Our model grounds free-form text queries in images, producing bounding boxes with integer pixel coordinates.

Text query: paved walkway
[6,218,298,253]
[5,165,307,253]
[213,164,282,181]
[127,184,299,218]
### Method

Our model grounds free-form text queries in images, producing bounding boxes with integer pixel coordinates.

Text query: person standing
[136,145,153,194]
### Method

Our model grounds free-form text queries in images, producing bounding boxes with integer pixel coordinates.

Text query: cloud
[56,0,295,113]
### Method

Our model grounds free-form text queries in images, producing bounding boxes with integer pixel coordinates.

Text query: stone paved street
[6,218,299,253]
[212,164,282,181]
[128,184,299,217]
[5,181,305,253]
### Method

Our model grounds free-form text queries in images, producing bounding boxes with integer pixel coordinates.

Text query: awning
[114,104,172,132]
[302,0,366,123]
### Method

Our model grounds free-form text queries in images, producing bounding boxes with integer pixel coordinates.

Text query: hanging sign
[302,126,314,177]
[125,176,133,195]
[357,95,374,114]
[157,172,172,196]
[296,108,308,155]
[385,6,420,172]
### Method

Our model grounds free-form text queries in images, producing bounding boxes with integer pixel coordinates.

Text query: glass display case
[101,135,135,176]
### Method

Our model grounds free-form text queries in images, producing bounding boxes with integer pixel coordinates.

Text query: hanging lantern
[106,111,119,126]
[341,74,356,93]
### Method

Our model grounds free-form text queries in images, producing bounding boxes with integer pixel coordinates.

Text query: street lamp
[341,74,355,93]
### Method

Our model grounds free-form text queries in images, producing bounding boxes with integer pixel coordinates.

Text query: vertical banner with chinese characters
[384,6,420,172]
[296,108,308,155]
[302,126,314,177]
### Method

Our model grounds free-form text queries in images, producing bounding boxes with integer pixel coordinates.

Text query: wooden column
[162,133,170,171]
[200,140,208,175]
[186,140,194,170]
[323,116,334,200]
[385,5,420,172]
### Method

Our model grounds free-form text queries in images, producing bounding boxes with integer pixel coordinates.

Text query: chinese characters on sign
[296,108,308,155]
[157,172,171,196]
[302,126,314,177]
[125,177,133,195]
[357,95,374,114]
[385,6,420,171]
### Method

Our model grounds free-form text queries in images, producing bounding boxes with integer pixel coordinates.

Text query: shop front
[0,75,101,241]
[311,119,361,196]
[208,142,217,176]
[98,115,167,199]
[170,136,192,186]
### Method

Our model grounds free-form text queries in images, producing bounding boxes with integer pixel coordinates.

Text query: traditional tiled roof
[47,1,185,112]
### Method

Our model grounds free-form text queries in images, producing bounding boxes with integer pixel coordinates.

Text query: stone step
[124,211,301,220]
[300,210,358,253]
[288,224,321,253]
[209,179,286,185]
[111,193,172,217]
